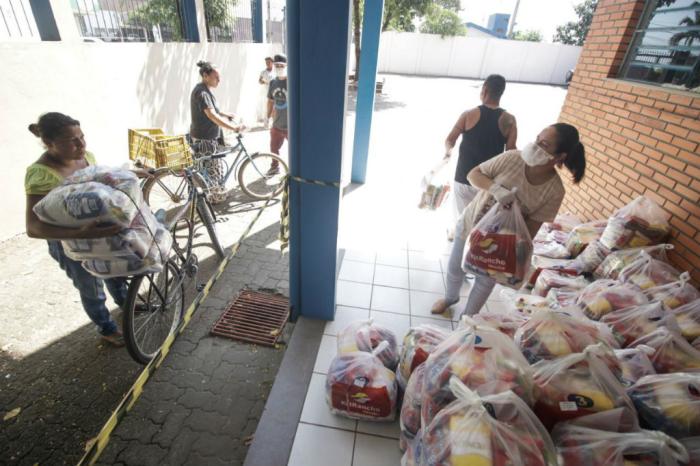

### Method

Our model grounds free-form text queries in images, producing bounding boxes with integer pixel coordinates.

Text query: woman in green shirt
[25,112,128,347]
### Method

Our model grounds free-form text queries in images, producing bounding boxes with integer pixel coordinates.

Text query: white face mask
[275,67,287,79]
[521,142,554,167]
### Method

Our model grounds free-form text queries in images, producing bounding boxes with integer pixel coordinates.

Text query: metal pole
[506,0,520,39]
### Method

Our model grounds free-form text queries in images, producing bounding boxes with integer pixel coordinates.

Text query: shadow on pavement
[0,211,285,465]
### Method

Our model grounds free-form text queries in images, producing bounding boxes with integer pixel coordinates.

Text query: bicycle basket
[128,128,193,169]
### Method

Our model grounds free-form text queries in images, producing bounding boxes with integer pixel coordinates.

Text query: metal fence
[266,0,285,47]
[205,0,254,42]
[0,0,38,40]
[71,0,185,42]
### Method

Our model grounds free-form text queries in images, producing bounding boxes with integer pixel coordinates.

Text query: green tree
[512,29,543,42]
[382,0,432,32]
[419,4,466,37]
[552,0,598,46]
[670,5,700,47]
[129,0,232,40]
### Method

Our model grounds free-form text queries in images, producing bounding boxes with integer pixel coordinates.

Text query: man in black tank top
[443,75,518,239]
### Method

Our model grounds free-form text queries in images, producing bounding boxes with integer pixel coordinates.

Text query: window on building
[71,0,185,42]
[620,0,700,92]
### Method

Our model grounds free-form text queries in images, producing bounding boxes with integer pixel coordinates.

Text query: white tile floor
[288,243,512,466]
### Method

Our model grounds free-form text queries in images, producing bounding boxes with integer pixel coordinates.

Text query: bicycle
[143,132,288,211]
[123,158,222,364]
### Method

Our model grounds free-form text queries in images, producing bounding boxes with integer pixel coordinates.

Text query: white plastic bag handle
[371,340,390,357]
[449,376,482,406]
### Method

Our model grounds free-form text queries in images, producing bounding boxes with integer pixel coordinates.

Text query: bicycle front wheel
[196,196,225,259]
[238,152,288,200]
[123,262,185,364]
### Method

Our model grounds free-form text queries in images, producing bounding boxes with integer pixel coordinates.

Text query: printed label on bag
[559,401,578,412]
[466,230,517,274]
[331,377,391,418]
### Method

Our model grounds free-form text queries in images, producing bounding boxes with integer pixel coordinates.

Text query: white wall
[378,31,581,85]
[0,41,280,240]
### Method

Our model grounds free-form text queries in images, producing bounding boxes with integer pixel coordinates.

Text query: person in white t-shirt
[431,123,587,319]
[258,57,274,125]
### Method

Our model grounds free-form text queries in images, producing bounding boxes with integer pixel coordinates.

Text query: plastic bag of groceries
[614,346,657,387]
[571,240,611,274]
[680,437,700,466]
[576,280,649,320]
[547,287,583,308]
[619,251,682,290]
[514,309,619,364]
[602,302,680,348]
[558,406,641,432]
[401,363,426,451]
[82,224,172,278]
[466,306,530,339]
[600,196,671,251]
[670,298,700,341]
[326,341,397,421]
[463,201,532,288]
[33,167,141,228]
[533,239,571,259]
[532,269,589,297]
[594,244,673,280]
[420,377,557,466]
[553,422,689,466]
[401,428,423,466]
[419,160,451,210]
[421,324,534,429]
[513,293,552,315]
[548,213,582,233]
[532,345,635,430]
[534,214,581,243]
[646,272,700,310]
[630,327,700,373]
[397,325,450,389]
[628,373,700,438]
[526,257,581,293]
[566,221,607,258]
[337,319,399,370]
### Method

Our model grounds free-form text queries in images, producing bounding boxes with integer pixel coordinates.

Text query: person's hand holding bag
[489,183,516,207]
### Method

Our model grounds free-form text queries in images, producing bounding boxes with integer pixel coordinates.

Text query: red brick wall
[559,0,700,283]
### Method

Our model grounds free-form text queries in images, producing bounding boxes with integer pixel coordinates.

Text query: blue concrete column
[28,0,60,41]
[287,0,351,321]
[351,0,384,184]
[251,0,264,43]
[180,0,200,42]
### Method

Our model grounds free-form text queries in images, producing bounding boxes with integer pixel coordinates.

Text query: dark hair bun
[28,123,41,137]
[196,60,207,68]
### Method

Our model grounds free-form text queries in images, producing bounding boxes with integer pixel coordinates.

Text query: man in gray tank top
[443,74,518,240]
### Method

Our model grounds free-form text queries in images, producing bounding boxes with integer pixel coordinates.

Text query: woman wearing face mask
[190,60,244,203]
[431,123,586,319]
[25,112,133,347]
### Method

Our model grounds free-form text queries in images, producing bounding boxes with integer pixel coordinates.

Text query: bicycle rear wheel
[142,169,189,224]
[238,152,288,200]
[123,262,185,364]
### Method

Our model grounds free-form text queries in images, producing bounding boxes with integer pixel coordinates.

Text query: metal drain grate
[210,289,289,346]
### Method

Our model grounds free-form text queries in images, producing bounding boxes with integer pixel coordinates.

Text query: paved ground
[0,75,567,465]
[0,129,289,465]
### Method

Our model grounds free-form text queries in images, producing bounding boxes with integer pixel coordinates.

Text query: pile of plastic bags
[321,195,700,465]
[33,166,171,278]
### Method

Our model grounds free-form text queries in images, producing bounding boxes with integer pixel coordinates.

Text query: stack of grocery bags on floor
[324,195,700,465]
[33,166,171,278]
